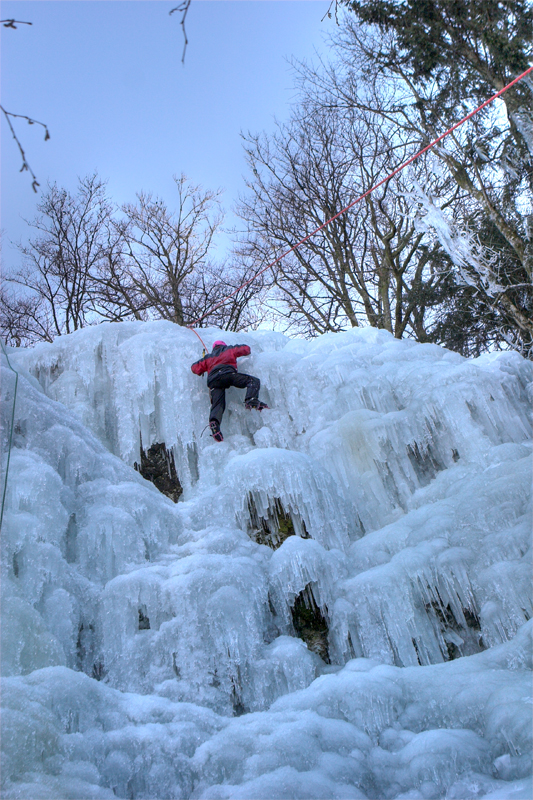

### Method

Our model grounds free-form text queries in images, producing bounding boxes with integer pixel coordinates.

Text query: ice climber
[191,340,268,442]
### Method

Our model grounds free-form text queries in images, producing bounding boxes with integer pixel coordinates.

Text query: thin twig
[169,1,191,65]
[0,106,50,192]
[321,0,339,24]
[1,19,32,28]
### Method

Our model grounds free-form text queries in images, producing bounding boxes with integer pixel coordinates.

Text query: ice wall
[2,321,532,800]
[17,322,530,529]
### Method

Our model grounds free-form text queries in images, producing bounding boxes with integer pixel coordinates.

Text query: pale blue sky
[1,0,336,268]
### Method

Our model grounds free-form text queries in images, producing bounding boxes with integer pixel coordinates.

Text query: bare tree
[296,16,532,352]
[1,174,128,344]
[0,285,54,346]
[181,258,268,331]
[119,174,265,330]
[120,175,223,325]
[1,173,268,345]
[237,101,444,338]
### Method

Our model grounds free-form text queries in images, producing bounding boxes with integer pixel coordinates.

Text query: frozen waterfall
[1,321,531,800]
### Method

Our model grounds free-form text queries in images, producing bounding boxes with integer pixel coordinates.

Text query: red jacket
[191,344,251,377]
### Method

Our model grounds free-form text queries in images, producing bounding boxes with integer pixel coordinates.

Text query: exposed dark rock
[138,607,150,630]
[232,690,246,717]
[247,495,309,550]
[65,513,77,563]
[172,653,180,678]
[92,662,104,681]
[411,638,423,666]
[134,441,183,503]
[406,441,444,485]
[463,607,481,631]
[209,668,220,688]
[425,599,485,661]
[76,621,95,672]
[231,668,247,716]
[291,583,330,663]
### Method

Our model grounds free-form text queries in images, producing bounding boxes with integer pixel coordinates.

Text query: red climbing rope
[189,326,208,353]
[187,65,533,336]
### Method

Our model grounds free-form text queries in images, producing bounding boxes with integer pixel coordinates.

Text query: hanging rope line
[189,326,208,353]
[0,341,19,533]
[187,64,533,336]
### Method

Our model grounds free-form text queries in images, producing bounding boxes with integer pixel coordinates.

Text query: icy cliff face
[1,321,532,800]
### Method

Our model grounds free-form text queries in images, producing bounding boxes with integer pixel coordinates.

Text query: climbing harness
[0,341,19,533]
[186,64,533,345]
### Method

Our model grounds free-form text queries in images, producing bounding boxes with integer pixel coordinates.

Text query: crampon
[209,420,224,442]
[245,401,269,411]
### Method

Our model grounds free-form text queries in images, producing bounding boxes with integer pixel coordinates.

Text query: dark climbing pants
[207,371,260,425]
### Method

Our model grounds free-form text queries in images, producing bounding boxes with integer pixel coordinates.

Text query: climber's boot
[245,401,269,411]
[209,420,224,442]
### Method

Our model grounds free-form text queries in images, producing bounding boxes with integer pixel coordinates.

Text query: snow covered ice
[1,320,531,800]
